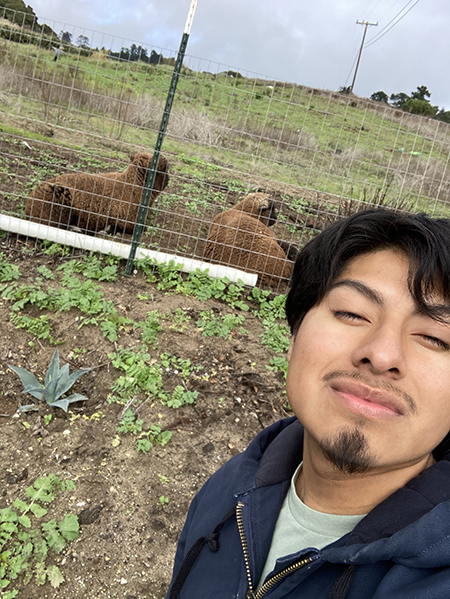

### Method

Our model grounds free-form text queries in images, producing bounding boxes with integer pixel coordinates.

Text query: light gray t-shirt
[258,465,366,589]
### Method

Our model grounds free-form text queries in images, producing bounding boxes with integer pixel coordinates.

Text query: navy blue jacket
[167,417,450,599]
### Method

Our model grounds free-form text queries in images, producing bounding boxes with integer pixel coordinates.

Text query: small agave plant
[9,349,91,413]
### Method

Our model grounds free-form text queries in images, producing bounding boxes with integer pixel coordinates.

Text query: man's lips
[329,379,405,419]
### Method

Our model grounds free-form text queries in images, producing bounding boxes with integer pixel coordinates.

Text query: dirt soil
[0,243,289,599]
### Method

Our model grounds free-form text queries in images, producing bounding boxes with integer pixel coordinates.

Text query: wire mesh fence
[0,9,449,291]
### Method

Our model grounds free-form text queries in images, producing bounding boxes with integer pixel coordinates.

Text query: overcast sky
[30,0,450,109]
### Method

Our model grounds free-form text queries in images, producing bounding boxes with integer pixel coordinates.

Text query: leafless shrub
[225,114,318,154]
[167,108,224,147]
[122,93,162,129]
[390,154,450,204]
[0,62,14,104]
[311,178,415,233]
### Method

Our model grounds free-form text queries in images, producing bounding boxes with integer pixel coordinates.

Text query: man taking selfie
[167,209,450,599]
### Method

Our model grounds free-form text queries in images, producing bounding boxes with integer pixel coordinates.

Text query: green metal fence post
[124,0,199,276]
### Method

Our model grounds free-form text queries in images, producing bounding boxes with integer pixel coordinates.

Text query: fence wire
[0,9,449,291]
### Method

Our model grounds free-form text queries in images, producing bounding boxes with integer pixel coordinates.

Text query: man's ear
[287,336,295,363]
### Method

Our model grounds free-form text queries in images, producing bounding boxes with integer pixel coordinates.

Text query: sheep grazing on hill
[25,153,169,234]
[204,192,294,288]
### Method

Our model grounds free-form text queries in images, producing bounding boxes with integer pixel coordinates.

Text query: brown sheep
[25,153,169,234]
[204,192,294,288]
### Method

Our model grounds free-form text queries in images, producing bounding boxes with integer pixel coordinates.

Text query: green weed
[9,313,61,346]
[36,265,55,280]
[259,319,291,353]
[58,254,119,282]
[116,410,171,453]
[156,261,185,292]
[0,474,79,597]
[109,348,165,404]
[250,289,286,320]
[100,314,133,342]
[196,310,247,338]
[133,311,162,348]
[266,356,289,378]
[183,270,227,300]
[0,253,21,283]
[40,242,70,257]
[164,308,192,330]
[160,353,203,379]
[116,409,143,435]
[162,385,199,409]
[157,495,169,507]
[137,425,172,453]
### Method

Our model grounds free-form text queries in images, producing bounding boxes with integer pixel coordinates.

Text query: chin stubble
[320,427,375,475]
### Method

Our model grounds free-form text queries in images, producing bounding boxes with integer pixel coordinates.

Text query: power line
[373,0,406,24]
[364,0,421,47]
[365,0,418,46]
[366,0,385,20]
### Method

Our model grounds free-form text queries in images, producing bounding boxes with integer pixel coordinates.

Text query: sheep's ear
[129,153,136,162]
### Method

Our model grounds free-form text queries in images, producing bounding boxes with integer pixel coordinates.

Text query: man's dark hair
[286,209,450,335]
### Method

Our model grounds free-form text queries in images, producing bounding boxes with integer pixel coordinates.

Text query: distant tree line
[370,86,450,124]
[108,44,165,65]
[0,5,170,67]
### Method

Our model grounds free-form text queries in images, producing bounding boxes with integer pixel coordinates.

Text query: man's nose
[351,323,406,378]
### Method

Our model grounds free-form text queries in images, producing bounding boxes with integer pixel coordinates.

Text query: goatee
[320,428,374,475]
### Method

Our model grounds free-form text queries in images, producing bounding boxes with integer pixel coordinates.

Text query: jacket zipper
[236,502,314,599]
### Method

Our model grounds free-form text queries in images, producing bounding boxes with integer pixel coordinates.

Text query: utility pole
[350,20,378,93]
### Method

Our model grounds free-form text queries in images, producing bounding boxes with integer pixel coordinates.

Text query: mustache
[322,370,418,415]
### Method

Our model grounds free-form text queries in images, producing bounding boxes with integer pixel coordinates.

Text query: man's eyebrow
[330,279,384,306]
[412,305,450,325]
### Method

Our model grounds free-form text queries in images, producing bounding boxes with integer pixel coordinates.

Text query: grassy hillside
[0,15,449,232]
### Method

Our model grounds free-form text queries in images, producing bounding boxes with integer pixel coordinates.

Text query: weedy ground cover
[0,474,79,598]
[2,247,291,424]
[0,245,293,598]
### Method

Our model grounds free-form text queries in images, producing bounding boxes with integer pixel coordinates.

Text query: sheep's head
[153,155,169,193]
[234,192,278,227]
[130,152,170,194]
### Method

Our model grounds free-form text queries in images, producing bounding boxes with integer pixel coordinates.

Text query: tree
[119,47,129,61]
[370,91,389,103]
[339,86,352,94]
[60,31,72,43]
[389,92,409,108]
[401,98,436,117]
[149,50,162,65]
[129,44,140,61]
[411,85,431,101]
[434,108,450,124]
[76,35,90,47]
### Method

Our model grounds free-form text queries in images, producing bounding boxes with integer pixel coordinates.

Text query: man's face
[286,249,450,475]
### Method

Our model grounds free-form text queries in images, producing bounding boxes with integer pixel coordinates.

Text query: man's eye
[422,335,450,351]
[334,311,363,321]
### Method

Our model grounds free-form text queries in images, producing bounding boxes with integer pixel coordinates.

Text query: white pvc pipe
[0,214,258,286]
